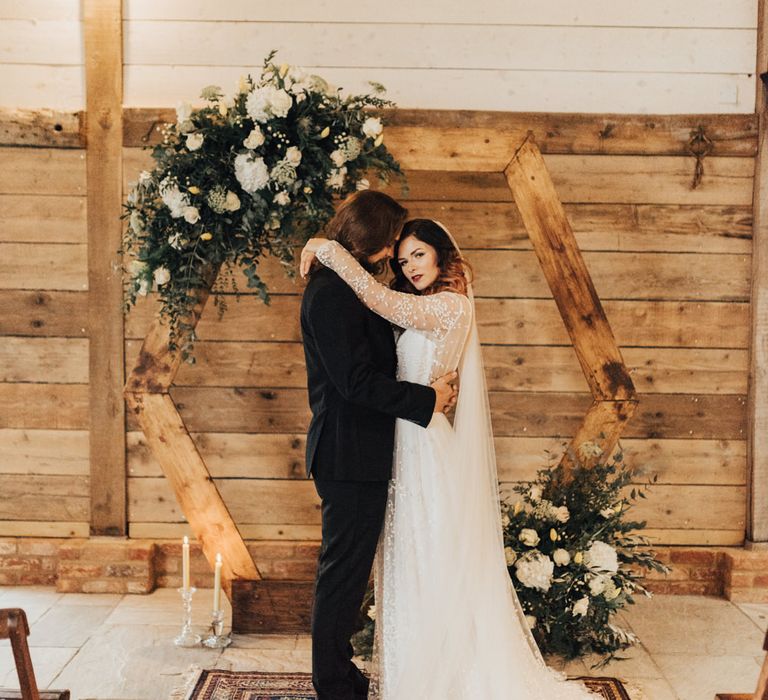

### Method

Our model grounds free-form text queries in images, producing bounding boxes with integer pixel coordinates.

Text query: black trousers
[311,478,389,700]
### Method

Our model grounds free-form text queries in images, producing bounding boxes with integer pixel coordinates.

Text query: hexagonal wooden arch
[124,133,637,623]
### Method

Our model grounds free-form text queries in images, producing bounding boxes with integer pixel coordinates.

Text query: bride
[301,219,600,699]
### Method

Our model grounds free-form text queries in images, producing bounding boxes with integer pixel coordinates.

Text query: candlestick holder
[202,608,231,648]
[174,587,201,647]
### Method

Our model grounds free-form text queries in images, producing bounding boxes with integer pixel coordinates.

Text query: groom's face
[366,233,400,266]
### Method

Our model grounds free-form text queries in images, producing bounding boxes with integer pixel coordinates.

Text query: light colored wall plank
[0,337,88,383]
[0,65,84,110]
[128,522,320,540]
[0,384,89,429]
[123,0,758,29]
[124,22,755,75]
[0,521,89,537]
[0,195,86,243]
[0,429,89,475]
[123,65,755,114]
[0,243,87,290]
[0,1,81,21]
[0,20,83,65]
[0,147,85,195]
[0,474,89,521]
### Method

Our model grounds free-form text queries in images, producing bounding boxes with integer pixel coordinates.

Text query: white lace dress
[316,240,601,700]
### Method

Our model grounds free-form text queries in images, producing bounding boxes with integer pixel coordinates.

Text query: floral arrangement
[121,51,403,359]
[351,444,669,666]
[502,443,670,666]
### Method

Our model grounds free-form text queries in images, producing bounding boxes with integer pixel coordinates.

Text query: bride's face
[396,235,440,292]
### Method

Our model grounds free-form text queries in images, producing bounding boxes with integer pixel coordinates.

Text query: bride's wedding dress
[316,238,601,699]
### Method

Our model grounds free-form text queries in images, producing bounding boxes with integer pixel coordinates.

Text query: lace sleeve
[316,239,470,335]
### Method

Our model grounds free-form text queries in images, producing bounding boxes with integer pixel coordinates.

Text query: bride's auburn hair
[389,219,472,296]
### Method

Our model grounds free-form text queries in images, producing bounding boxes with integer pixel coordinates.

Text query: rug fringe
[168,664,203,700]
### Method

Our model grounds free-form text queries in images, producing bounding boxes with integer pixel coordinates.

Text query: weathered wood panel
[0,521,89,538]
[0,195,86,243]
[128,432,746,486]
[0,384,89,429]
[125,295,749,348]
[125,341,747,395]
[0,474,89,521]
[124,148,754,205]
[0,429,89,476]
[122,387,746,440]
[0,338,88,383]
[0,108,82,148]
[0,290,88,337]
[0,243,87,290]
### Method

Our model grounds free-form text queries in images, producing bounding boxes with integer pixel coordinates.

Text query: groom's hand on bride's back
[431,371,458,413]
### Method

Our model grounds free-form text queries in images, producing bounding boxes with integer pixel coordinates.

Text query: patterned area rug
[183,670,632,699]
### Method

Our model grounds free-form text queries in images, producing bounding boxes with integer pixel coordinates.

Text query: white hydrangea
[269,88,293,118]
[552,548,571,566]
[572,596,590,617]
[584,541,619,573]
[243,127,265,149]
[588,574,610,596]
[362,116,383,139]
[245,89,272,123]
[159,179,190,218]
[514,551,554,592]
[342,137,362,161]
[186,133,204,151]
[519,528,540,547]
[234,153,269,193]
[153,266,171,286]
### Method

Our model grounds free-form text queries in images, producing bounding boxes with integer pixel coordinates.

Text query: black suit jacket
[301,267,436,481]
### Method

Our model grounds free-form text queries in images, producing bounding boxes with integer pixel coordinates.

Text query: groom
[301,190,457,700]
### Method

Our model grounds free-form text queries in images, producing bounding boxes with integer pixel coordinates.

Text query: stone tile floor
[0,586,765,700]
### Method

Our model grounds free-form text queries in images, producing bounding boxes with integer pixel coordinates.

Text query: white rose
[175,102,193,123]
[554,506,570,523]
[234,153,270,193]
[268,88,293,118]
[285,146,302,167]
[243,127,265,149]
[519,528,540,547]
[224,191,241,212]
[330,149,346,168]
[572,596,590,617]
[326,166,347,190]
[529,485,542,502]
[185,133,204,151]
[274,191,290,206]
[159,180,190,218]
[585,541,619,574]
[604,580,621,600]
[588,574,609,596]
[525,615,537,629]
[137,278,150,296]
[362,116,383,139]
[153,266,171,286]
[552,548,571,566]
[182,206,200,224]
[355,178,370,191]
[504,547,517,566]
[514,551,554,592]
[130,260,147,275]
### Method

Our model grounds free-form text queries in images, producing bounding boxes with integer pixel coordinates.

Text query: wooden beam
[124,392,261,592]
[748,0,768,544]
[83,0,126,536]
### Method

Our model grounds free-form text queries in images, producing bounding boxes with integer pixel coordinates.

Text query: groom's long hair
[320,190,408,273]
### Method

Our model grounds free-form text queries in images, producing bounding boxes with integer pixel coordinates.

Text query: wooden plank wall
[121,110,756,547]
[0,113,90,538]
[0,1,758,113]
